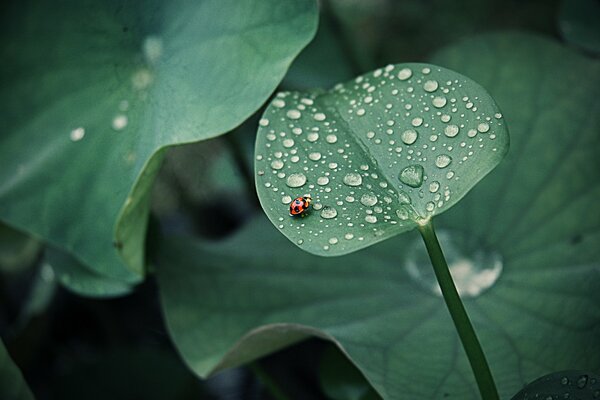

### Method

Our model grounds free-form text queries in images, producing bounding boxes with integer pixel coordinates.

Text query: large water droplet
[317,176,329,186]
[271,160,284,170]
[423,80,439,92]
[286,173,307,188]
[401,129,418,145]
[343,173,363,186]
[397,68,412,80]
[320,206,338,219]
[432,96,447,108]
[399,164,424,188]
[405,230,503,298]
[360,193,378,207]
[477,122,490,133]
[435,154,452,169]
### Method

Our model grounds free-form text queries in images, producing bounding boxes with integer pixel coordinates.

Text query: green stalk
[418,219,499,400]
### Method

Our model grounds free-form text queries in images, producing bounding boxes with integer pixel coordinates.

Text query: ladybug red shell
[289,195,312,216]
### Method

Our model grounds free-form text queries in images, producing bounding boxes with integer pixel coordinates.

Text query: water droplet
[366,131,375,139]
[286,109,301,119]
[435,154,452,169]
[143,36,163,64]
[308,152,321,161]
[467,129,477,138]
[444,124,459,137]
[429,181,440,193]
[399,164,424,188]
[112,114,128,131]
[329,237,339,245]
[365,215,377,223]
[317,176,329,186]
[259,118,270,127]
[398,191,411,204]
[577,375,588,389]
[343,173,362,186]
[70,127,85,141]
[286,173,306,188]
[314,112,326,121]
[494,113,502,119]
[271,160,284,170]
[272,99,285,108]
[432,96,447,108]
[401,129,418,145]
[423,80,438,92]
[356,108,366,116]
[320,206,337,219]
[477,122,490,133]
[561,377,569,386]
[326,134,337,144]
[283,138,294,148]
[398,68,412,80]
[360,193,378,207]
[426,202,435,212]
[282,195,292,204]
[396,207,409,220]
[307,132,319,142]
[411,117,423,127]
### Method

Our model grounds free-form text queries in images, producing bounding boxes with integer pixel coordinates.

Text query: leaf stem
[417,219,499,400]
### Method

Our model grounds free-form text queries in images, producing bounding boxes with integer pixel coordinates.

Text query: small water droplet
[343,173,362,186]
[401,129,418,145]
[326,134,338,144]
[272,99,285,108]
[307,132,319,142]
[320,206,337,219]
[286,109,301,119]
[317,176,329,186]
[423,80,439,92]
[283,138,294,148]
[360,193,378,207]
[432,96,447,108]
[282,195,292,204]
[329,237,339,245]
[259,118,270,127]
[435,154,452,169]
[477,122,490,133]
[365,215,377,223]
[398,68,412,80]
[356,108,366,116]
[271,160,284,170]
[577,375,588,389]
[399,164,424,188]
[286,173,307,188]
[309,152,321,161]
[396,207,409,220]
[344,233,354,240]
[313,112,326,121]
[411,117,423,127]
[561,377,569,386]
[366,131,375,139]
[70,127,85,141]
[444,124,459,137]
[112,114,128,131]
[429,181,440,193]
[398,191,411,204]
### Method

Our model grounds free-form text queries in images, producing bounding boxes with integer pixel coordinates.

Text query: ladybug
[289,195,312,216]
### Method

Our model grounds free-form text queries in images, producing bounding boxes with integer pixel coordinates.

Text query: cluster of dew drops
[255,64,504,252]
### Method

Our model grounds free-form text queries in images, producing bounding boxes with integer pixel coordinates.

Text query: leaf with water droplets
[511,370,600,400]
[0,0,318,283]
[255,63,508,255]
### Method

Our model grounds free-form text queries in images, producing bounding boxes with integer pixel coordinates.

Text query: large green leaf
[157,32,600,400]
[0,0,318,282]
[511,371,600,400]
[256,63,508,256]
[0,340,35,400]
[559,0,600,54]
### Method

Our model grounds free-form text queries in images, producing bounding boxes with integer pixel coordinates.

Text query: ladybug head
[302,195,312,206]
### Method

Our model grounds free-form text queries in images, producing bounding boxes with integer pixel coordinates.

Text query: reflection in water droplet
[444,124,459,137]
[286,173,306,188]
[401,129,418,145]
[435,154,452,169]
[399,164,424,188]
[343,173,362,186]
[320,206,337,219]
[405,230,503,298]
[360,193,378,207]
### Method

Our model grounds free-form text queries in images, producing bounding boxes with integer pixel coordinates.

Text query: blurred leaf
[45,247,132,298]
[0,340,34,400]
[0,0,318,282]
[0,223,40,275]
[256,63,508,256]
[157,32,600,400]
[53,346,210,400]
[559,0,600,54]
[319,346,381,400]
[511,371,600,400]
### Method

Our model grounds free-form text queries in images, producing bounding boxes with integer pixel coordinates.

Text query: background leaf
[0,0,318,282]
[511,371,600,400]
[255,63,508,256]
[0,340,34,400]
[559,0,600,54]
[157,32,600,400]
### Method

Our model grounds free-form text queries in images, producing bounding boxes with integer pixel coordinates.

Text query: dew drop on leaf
[320,206,337,219]
[401,129,418,145]
[435,154,452,169]
[399,164,424,188]
[343,173,363,186]
[286,173,306,188]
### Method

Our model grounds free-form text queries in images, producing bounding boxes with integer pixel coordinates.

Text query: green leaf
[0,340,35,400]
[559,0,600,54]
[158,32,600,400]
[45,247,132,298]
[511,371,600,400]
[0,0,318,282]
[255,63,508,256]
[0,223,41,275]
